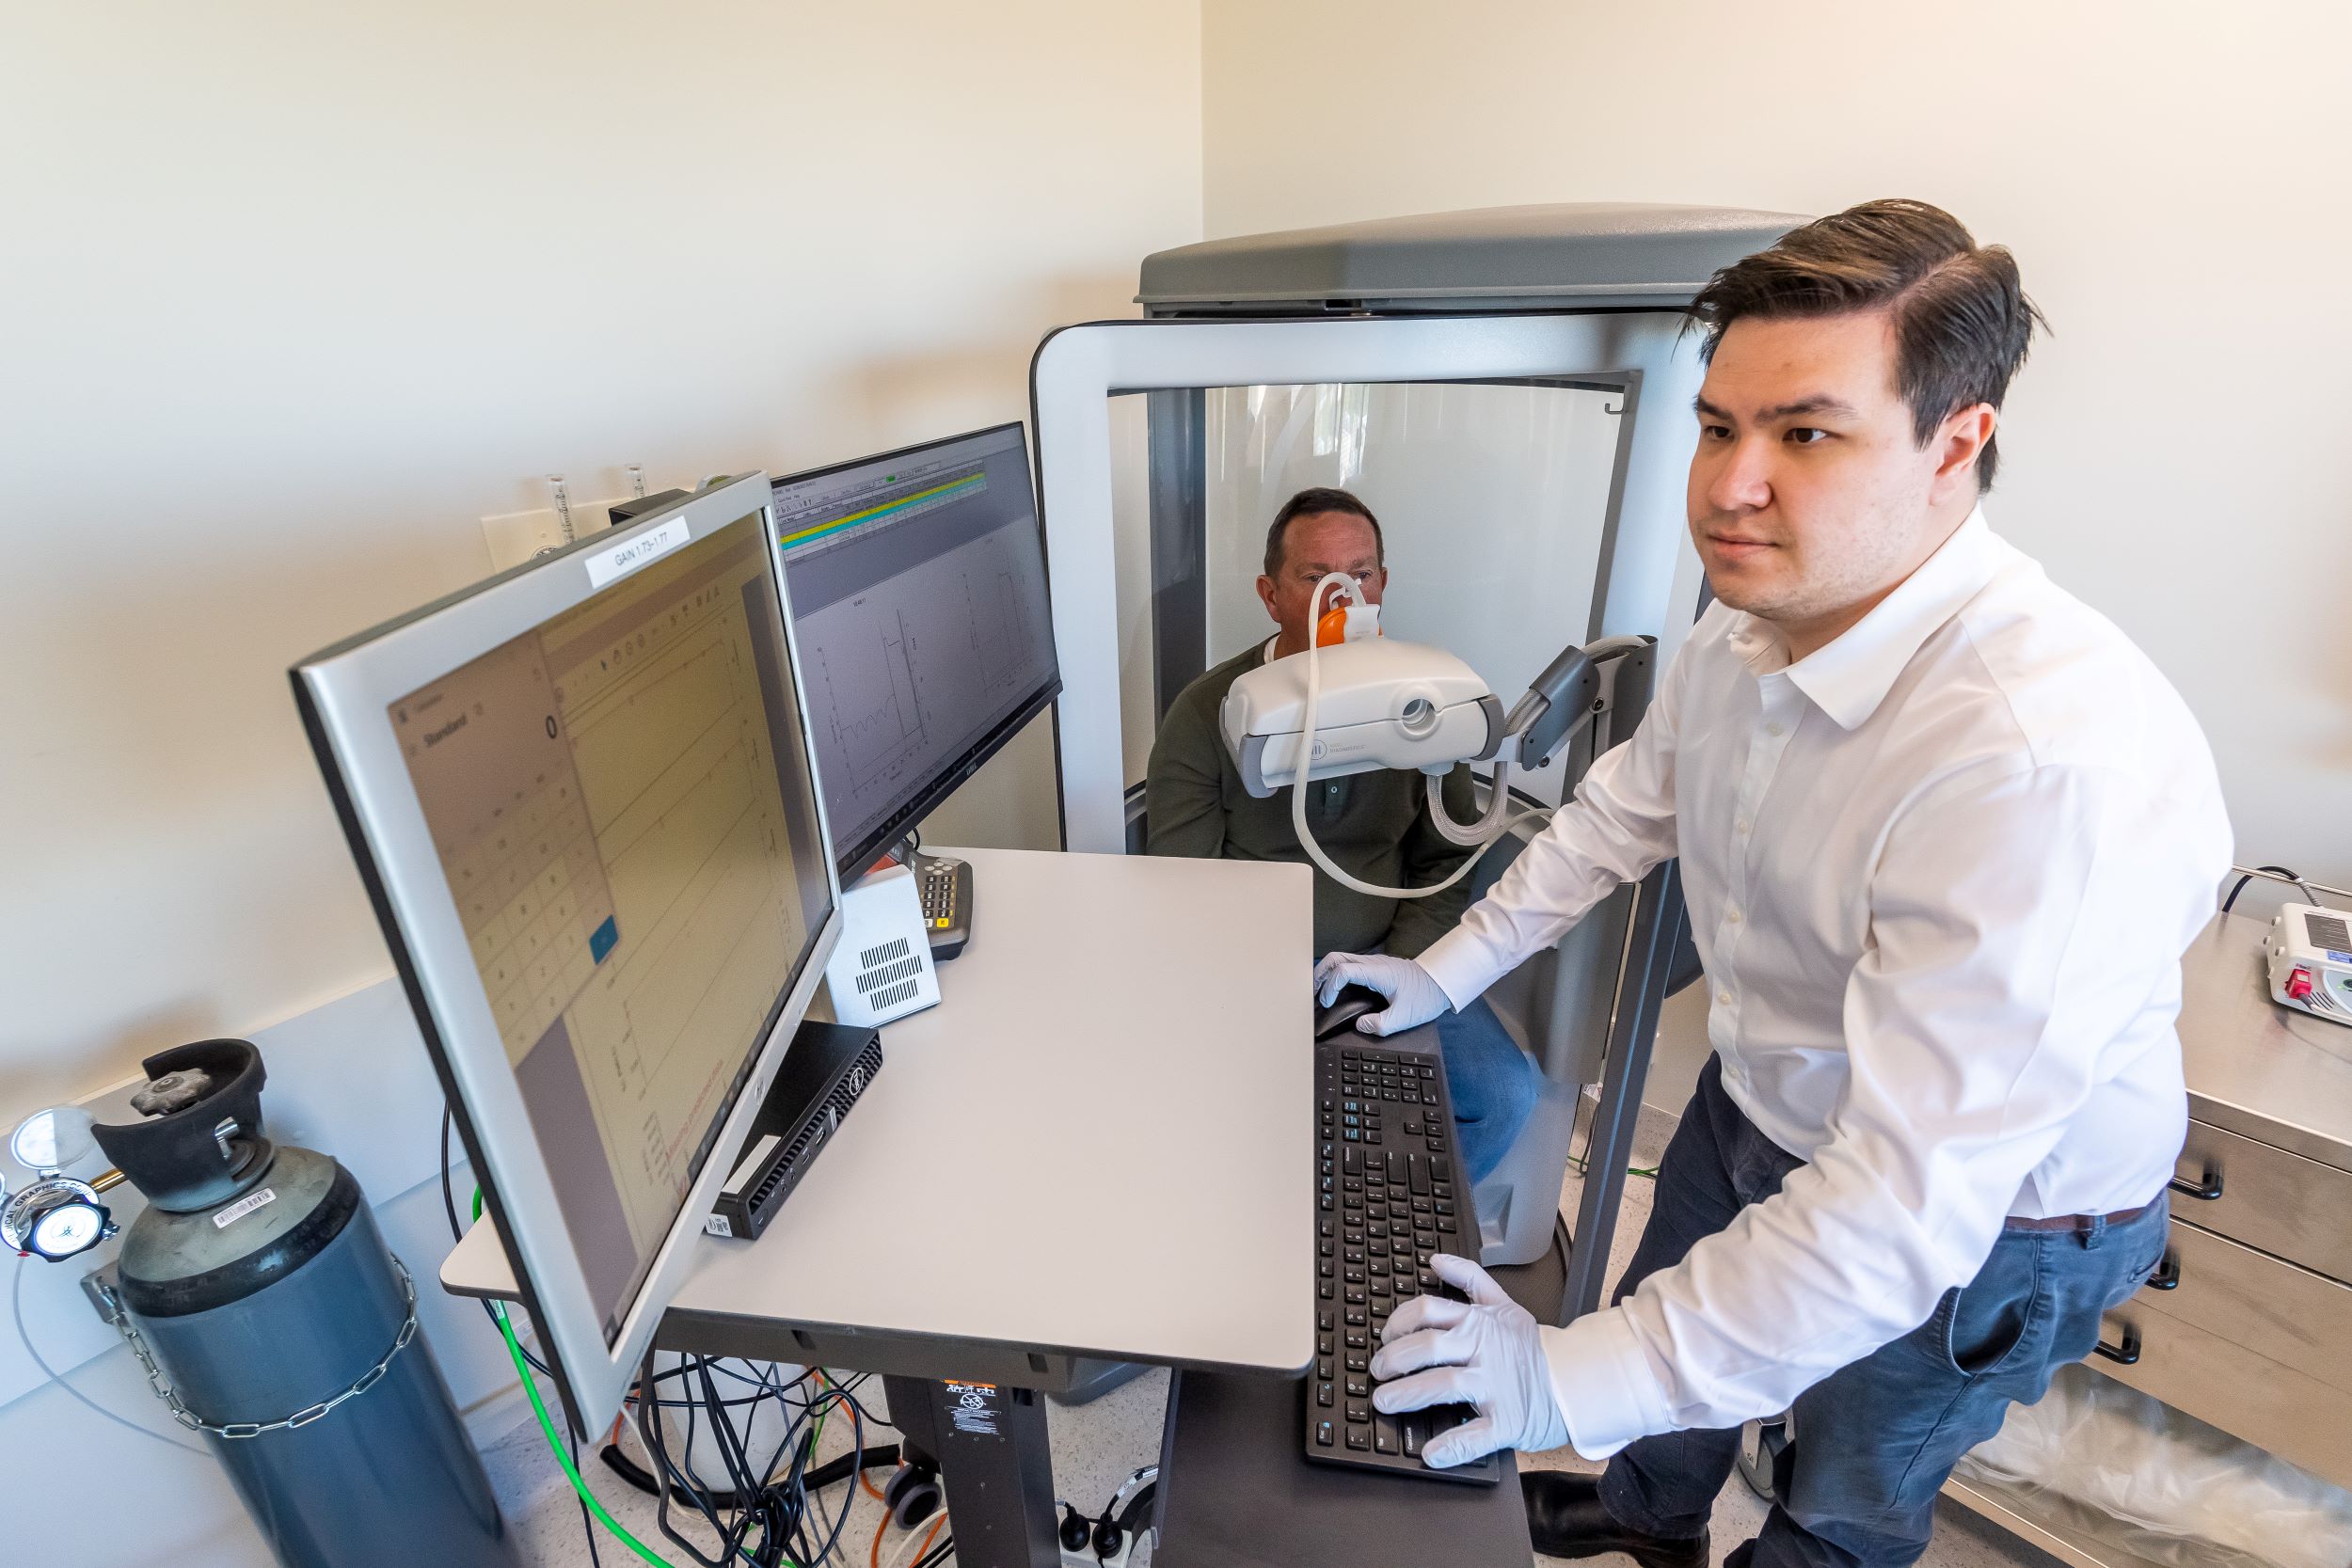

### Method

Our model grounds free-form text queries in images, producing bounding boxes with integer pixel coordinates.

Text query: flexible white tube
[1286,573,1539,900]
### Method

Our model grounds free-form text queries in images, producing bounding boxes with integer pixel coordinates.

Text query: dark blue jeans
[1434,996,1543,1183]
[1598,1055,2169,1568]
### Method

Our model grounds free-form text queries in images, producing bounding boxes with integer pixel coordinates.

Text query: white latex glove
[1369,1253,1569,1467]
[1311,951,1452,1037]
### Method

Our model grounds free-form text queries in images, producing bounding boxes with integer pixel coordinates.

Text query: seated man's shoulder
[1165,641,1270,727]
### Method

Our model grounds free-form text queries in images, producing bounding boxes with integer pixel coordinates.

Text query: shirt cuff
[1537,1309,1675,1460]
[1414,927,1506,1011]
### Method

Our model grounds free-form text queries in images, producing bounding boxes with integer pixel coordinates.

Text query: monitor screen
[771,423,1059,873]
[388,507,831,1341]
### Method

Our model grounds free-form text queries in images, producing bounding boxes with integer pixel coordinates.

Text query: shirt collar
[1728,508,2000,732]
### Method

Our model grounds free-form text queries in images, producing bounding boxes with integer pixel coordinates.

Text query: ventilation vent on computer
[2307,912,2351,952]
[855,955,925,996]
[859,936,913,970]
[866,977,923,1012]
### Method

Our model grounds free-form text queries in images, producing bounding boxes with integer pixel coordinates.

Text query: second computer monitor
[772,423,1059,875]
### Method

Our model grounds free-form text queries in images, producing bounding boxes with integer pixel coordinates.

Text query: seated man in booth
[1144,485,1542,1180]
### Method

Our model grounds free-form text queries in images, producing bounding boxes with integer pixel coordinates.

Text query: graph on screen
[789,515,1053,851]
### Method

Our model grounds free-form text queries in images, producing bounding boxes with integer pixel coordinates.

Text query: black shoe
[1520,1471,1708,1568]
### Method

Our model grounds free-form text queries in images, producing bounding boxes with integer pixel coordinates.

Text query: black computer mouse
[1313,982,1388,1040]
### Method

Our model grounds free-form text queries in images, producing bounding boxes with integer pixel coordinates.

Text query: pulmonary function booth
[8,28,2350,1568]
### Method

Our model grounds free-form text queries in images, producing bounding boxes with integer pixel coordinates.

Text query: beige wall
[1203,0,2350,883]
[0,1,1201,1127]
[1202,0,2352,1104]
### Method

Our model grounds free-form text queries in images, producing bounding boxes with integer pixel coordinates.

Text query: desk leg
[883,1375,1059,1568]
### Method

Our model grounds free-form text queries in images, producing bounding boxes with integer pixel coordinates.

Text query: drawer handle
[2092,1325,2142,1366]
[2148,1254,2179,1291]
[2168,1165,2223,1202]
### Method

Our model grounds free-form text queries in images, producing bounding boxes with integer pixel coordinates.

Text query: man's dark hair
[1263,486,1383,578]
[1688,198,2046,489]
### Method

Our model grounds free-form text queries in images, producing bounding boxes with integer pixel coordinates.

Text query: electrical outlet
[479,495,637,573]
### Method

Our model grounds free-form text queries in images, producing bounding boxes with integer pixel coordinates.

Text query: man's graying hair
[1264,486,1383,578]
[1688,199,2047,489]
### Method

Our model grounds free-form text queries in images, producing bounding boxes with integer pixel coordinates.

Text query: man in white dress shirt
[1315,199,2232,1567]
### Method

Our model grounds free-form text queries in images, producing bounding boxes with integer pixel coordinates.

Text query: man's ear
[1932,404,1996,499]
[1256,574,1280,623]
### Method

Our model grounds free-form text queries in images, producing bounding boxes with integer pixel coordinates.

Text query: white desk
[441,847,1316,1564]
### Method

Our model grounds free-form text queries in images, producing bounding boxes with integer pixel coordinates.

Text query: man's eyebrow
[1691,393,1860,421]
[1762,394,1860,420]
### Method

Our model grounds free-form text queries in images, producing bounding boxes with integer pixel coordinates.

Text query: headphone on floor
[1057,1466,1156,1566]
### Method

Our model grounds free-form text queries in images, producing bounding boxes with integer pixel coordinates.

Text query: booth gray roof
[1138,201,1808,316]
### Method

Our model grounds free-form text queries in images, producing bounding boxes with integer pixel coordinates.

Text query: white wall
[1,0,1200,1118]
[0,4,1199,1562]
[1202,0,2352,1104]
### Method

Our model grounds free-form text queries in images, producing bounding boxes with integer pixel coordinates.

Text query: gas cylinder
[90,1038,520,1568]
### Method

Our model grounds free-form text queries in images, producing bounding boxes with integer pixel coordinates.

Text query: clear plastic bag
[1954,1362,2352,1568]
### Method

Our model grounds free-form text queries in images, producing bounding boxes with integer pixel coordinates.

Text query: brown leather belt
[2003,1202,2153,1233]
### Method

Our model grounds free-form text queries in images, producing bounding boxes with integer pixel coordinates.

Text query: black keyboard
[1305,1041,1502,1485]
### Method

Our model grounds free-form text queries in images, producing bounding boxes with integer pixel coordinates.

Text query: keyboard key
[1375,1419,1400,1455]
[1317,1382,1334,1406]
[1346,1376,1370,1399]
[1345,1330,1367,1349]
[1403,1422,1423,1457]
[1345,1426,1371,1450]
[1316,1420,1335,1448]
[1346,1402,1370,1424]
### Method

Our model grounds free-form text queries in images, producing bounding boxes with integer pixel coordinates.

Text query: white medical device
[1218,574,1645,898]
[2268,903,2352,1027]
[824,863,943,1027]
[1222,630,1503,798]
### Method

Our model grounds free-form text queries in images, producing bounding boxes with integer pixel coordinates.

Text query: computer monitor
[771,422,1059,876]
[294,476,840,1432]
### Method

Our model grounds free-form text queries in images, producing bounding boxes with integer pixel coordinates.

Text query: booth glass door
[1035,314,1708,854]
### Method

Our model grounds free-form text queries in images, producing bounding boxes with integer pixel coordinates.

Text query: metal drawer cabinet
[2169,1119,2352,1285]
[2096,1218,2352,1491]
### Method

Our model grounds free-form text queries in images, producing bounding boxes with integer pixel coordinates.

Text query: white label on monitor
[585,517,691,589]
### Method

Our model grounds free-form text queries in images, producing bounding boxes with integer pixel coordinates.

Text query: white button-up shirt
[1417,510,2233,1457]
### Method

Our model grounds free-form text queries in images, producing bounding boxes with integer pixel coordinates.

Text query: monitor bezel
[293,475,843,1435]
[769,420,1063,876]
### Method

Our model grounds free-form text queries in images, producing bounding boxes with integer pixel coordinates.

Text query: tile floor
[482,1101,2064,1568]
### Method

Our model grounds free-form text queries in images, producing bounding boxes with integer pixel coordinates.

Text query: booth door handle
[2169,1165,2223,1202]
[2091,1325,2142,1366]
[2148,1254,2180,1291]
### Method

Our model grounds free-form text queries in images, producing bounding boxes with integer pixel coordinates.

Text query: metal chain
[103,1255,419,1439]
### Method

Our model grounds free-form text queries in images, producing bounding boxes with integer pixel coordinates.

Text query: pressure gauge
[2,1177,114,1260]
[6,1106,119,1261]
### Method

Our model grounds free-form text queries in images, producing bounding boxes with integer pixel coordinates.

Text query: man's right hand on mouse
[1313,952,1452,1037]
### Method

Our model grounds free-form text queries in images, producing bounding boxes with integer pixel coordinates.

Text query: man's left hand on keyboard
[1369,1253,1569,1467]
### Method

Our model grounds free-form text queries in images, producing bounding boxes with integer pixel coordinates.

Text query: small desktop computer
[771,422,1060,959]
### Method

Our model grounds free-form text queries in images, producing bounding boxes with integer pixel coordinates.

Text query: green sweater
[1144,640,1477,960]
